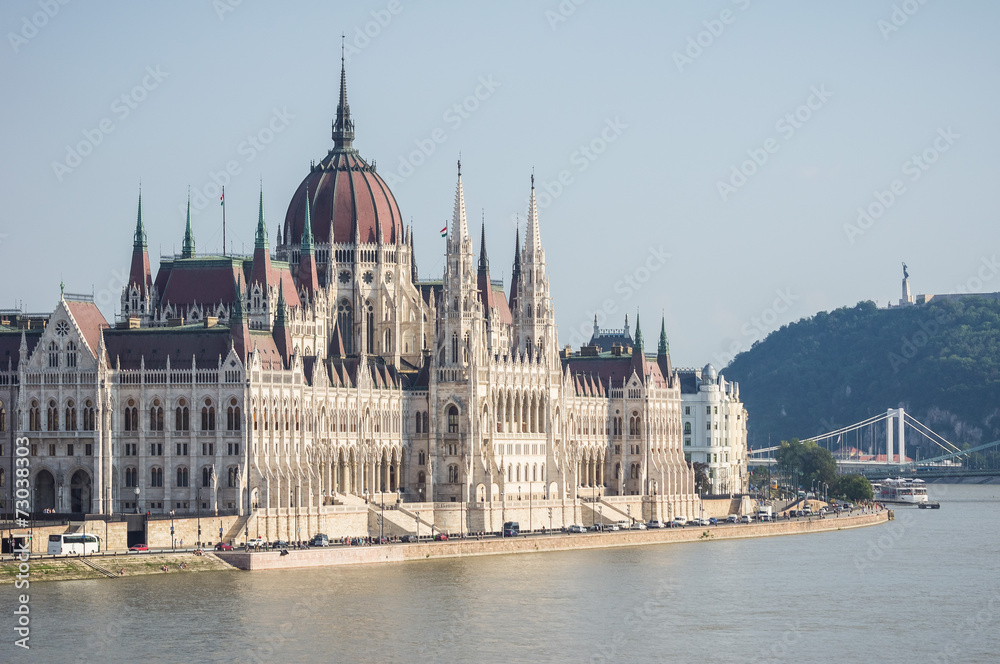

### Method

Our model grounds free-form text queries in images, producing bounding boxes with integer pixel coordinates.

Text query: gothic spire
[300,184,314,254]
[634,312,644,353]
[451,158,469,242]
[478,217,489,273]
[134,186,146,249]
[181,191,195,258]
[525,173,542,259]
[255,185,267,250]
[658,315,669,356]
[332,35,355,150]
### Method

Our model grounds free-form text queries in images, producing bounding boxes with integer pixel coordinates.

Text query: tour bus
[47,533,102,555]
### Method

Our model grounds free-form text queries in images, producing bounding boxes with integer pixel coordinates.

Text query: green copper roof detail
[300,184,314,254]
[181,191,196,258]
[134,188,147,249]
[634,312,643,352]
[658,316,669,355]
[255,186,267,251]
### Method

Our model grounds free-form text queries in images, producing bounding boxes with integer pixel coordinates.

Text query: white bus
[47,533,102,555]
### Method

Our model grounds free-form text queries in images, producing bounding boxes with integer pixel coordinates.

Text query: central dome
[283,151,402,246]
[282,59,403,248]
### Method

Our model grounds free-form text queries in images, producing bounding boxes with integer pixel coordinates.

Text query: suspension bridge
[747,408,1000,478]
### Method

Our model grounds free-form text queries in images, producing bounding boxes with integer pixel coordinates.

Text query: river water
[5,484,999,663]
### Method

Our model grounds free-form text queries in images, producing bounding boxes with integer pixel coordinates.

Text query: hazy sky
[2,1,997,368]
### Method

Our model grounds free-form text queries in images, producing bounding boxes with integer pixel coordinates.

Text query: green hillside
[720,298,1000,456]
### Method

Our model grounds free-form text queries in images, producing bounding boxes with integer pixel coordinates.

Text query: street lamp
[415,511,420,542]
[379,491,385,542]
[626,504,632,527]
[134,487,140,514]
[169,509,175,550]
[197,486,202,547]
[597,504,603,531]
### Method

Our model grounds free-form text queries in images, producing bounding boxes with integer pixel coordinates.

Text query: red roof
[283,151,403,247]
[65,301,109,358]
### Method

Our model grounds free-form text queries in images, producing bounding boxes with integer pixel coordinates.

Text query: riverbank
[2,510,888,582]
[217,509,889,572]
[0,550,236,582]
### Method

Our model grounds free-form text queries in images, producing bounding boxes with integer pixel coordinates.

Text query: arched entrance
[34,469,55,512]
[70,470,92,514]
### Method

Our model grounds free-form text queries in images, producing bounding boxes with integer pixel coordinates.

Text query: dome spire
[181,189,196,258]
[332,33,355,150]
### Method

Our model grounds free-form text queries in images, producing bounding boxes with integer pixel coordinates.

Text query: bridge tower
[886,408,905,463]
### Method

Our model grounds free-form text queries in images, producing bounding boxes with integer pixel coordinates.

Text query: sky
[2,1,998,369]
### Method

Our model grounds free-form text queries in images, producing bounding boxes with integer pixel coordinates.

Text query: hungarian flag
[440,225,447,237]
[220,191,225,206]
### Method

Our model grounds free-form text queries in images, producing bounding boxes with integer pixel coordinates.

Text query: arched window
[176,466,189,488]
[176,399,189,431]
[124,467,137,488]
[227,398,241,430]
[463,332,470,363]
[150,400,164,431]
[48,341,58,368]
[365,301,375,354]
[201,399,216,431]
[414,412,421,433]
[422,412,429,434]
[29,401,41,431]
[384,329,392,354]
[447,405,459,434]
[66,341,77,368]
[683,422,691,435]
[151,467,163,487]
[202,466,211,488]
[47,400,59,431]
[0,403,5,432]
[228,467,237,488]
[418,450,426,466]
[615,462,621,479]
[451,333,458,363]
[337,300,353,354]
[65,400,76,431]
[516,465,521,482]
[83,400,95,431]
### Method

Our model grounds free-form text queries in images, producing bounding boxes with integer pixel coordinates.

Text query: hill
[720,298,1000,457]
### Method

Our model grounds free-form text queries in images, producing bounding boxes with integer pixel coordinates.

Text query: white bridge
[748,408,1000,472]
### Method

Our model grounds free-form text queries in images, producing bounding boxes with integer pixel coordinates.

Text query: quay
[215,510,889,571]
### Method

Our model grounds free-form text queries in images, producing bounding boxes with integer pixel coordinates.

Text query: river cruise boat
[872,478,929,505]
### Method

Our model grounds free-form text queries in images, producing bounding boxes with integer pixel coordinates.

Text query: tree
[691,462,710,495]
[775,438,836,489]
[833,474,873,502]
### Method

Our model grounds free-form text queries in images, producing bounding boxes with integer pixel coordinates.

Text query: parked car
[604,523,620,531]
[503,521,520,537]
[726,515,738,523]
[247,537,265,547]
[708,517,719,526]
[271,540,289,549]
[434,533,449,541]
[694,518,711,526]
[647,520,664,529]
[739,515,752,524]
[310,534,330,547]
[128,543,149,553]
[630,522,647,530]
[590,524,603,532]
[568,524,586,533]
[215,542,234,551]
[672,517,688,527]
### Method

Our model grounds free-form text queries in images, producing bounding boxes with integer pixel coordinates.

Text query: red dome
[283,150,402,247]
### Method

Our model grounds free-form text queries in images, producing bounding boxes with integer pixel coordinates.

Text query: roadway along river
[6,484,999,663]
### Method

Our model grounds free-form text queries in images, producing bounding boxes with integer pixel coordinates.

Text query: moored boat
[874,478,929,505]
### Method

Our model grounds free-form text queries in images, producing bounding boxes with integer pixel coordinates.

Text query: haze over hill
[720,297,1000,457]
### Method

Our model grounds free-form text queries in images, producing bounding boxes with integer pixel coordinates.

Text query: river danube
[6,484,999,663]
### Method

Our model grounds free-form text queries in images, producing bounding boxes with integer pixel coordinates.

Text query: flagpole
[222,185,226,256]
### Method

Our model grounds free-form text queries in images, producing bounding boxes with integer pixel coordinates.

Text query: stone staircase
[368,505,418,538]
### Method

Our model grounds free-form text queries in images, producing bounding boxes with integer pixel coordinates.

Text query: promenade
[216,509,889,571]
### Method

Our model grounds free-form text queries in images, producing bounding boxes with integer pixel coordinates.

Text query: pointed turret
[408,224,418,284]
[250,185,272,292]
[332,38,355,150]
[656,314,673,383]
[297,184,320,297]
[633,313,644,355]
[230,275,251,358]
[508,224,522,312]
[477,219,495,319]
[629,312,648,382]
[181,192,196,258]
[128,188,152,294]
[272,287,292,366]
